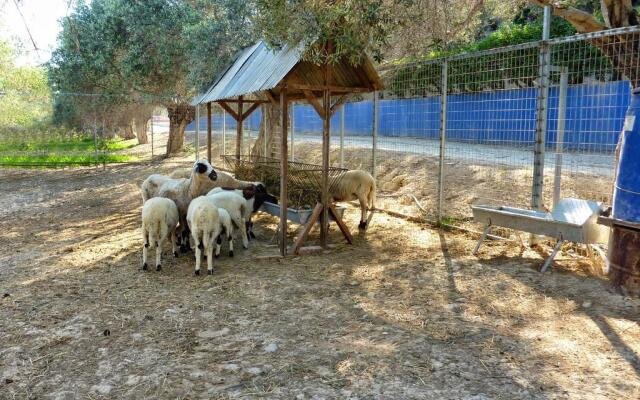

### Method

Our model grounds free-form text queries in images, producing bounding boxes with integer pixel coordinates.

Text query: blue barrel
[613,87,640,222]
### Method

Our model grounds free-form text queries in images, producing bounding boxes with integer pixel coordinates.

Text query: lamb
[142,160,219,252]
[208,184,278,239]
[141,174,171,203]
[330,169,376,230]
[141,197,179,272]
[206,191,250,249]
[215,208,234,258]
[186,196,221,275]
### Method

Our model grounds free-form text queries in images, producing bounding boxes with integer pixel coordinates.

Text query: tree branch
[529,0,607,32]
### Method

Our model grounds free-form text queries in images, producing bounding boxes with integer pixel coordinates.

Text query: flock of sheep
[139,160,376,275]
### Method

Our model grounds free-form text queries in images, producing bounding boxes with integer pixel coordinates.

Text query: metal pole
[532,7,551,211]
[236,96,243,160]
[101,120,106,171]
[279,87,289,256]
[222,110,226,156]
[195,104,200,161]
[372,91,378,179]
[553,70,568,208]
[437,61,448,221]
[151,115,154,160]
[340,104,345,168]
[93,116,98,169]
[290,105,295,161]
[207,102,212,162]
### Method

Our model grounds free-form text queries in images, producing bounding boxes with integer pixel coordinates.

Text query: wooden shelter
[192,41,383,256]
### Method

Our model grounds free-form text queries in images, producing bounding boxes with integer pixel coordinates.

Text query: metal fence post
[532,6,551,212]
[195,104,200,161]
[290,105,295,161]
[150,116,154,161]
[553,69,568,207]
[372,91,378,179]
[340,104,345,168]
[437,61,448,222]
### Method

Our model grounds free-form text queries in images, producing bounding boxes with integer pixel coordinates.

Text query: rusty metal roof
[193,41,302,105]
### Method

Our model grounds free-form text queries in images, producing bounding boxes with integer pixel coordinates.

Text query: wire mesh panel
[442,44,540,221]
[547,29,640,208]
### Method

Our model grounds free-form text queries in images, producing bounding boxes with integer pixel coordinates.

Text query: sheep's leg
[206,242,214,275]
[240,218,249,249]
[358,196,368,230]
[228,233,234,257]
[246,218,256,240]
[215,235,222,258]
[193,230,201,275]
[142,224,149,271]
[155,239,162,271]
[171,228,178,257]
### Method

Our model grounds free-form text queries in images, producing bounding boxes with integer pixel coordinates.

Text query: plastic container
[613,87,640,223]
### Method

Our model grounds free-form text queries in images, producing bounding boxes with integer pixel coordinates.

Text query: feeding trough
[261,202,345,225]
[472,198,608,272]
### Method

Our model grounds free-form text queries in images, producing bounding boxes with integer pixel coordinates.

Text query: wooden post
[320,62,332,247]
[206,102,212,162]
[279,86,289,256]
[236,95,244,159]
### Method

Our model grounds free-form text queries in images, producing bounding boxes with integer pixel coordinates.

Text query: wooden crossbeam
[303,89,325,119]
[291,202,323,255]
[329,204,353,244]
[330,94,349,117]
[217,99,267,104]
[217,101,240,121]
[242,102,261,120]
[264,90,278,106]
[289,82,372,93]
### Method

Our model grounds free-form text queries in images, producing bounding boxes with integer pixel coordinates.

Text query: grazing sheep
[141,197,179,272]
[186,196,221,275]
[141,174,172,203]
[207,191,250,249]
[150,160,218,251]
[330,170,376,230]
[208,184,278,239]
[215,208,234,258]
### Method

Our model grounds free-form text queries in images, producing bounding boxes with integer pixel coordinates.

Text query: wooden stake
[292,202,323,255]
[279,85,289,256]
[236,95,243,159]
[329,204,353,244]
[320,57,332,247]
[206,102,212,162]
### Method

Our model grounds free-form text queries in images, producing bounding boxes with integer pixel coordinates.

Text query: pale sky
[0,0,70,66]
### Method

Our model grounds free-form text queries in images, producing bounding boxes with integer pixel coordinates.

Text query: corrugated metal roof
[193,41,303,105]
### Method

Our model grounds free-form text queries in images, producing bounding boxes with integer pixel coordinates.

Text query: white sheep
[215,208,234,258]
[186,196,221,275]
[206,190,250,249]
[169,168,257,191]
[141,197,179,272]
[330,170,376,230]
[208,184,278,240]
[142,160,219,252]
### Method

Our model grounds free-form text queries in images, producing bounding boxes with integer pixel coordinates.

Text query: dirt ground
[1,159,639,399]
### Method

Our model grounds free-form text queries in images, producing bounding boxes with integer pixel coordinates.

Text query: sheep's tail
[158,218,169,246]
[368,178,376,210]
[202,230,211,251]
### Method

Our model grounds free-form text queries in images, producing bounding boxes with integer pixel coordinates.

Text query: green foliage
[254,0,403,64]
[0,41,52,128]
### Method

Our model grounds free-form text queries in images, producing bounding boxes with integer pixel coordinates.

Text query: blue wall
[187,81,631,152]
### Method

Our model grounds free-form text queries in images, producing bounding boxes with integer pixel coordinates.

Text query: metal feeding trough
[260,202,346,225]
[472,198,609,272]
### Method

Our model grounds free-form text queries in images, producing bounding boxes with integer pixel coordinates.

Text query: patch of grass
[0,153,135,167]
[0,136,137,152]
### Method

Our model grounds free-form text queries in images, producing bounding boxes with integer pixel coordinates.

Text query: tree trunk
[251,103,282,159]
[134,117,149,144]
[166,103,195,156]
[121,124,136,140]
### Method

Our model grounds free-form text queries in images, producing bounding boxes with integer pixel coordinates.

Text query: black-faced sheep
[186,196,221,275]
[208,184,278,239]
[330,170,376,230]
[206,191,250,249]
[141,197,179,271]
[169,168,257,191]
[142,160,218,252]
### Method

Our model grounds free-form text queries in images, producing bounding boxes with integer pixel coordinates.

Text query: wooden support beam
[242,101,261,120]
[329,204,353,244]
[291,202,323,255]
[289,82,372,93]
[303,89,325,119]
[206,102,212,162]
[217,99,267,104]
[236,96,243,159]
[320,48,332,247]
[279,86,289,256]
[330,94,349,117]
[217,100,240,121]
[264,90,278,106]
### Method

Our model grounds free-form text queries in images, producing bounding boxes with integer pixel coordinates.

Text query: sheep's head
[192,159,217,181]
[245,183,278,212]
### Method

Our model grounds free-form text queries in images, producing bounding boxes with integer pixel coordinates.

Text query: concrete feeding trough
[472,198,609,272]
[261,202,346,225]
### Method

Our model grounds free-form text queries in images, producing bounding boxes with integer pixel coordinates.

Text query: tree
[529,0,640,87]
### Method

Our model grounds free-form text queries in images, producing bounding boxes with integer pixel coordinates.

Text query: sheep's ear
[195,163,207,174]
[242,187,255,200]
